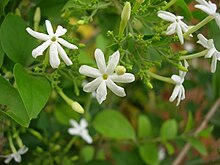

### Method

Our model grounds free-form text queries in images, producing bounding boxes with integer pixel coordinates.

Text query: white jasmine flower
[3,146,28,164]
[26,20,78,68]
[169,60,189,106]
[68,118,92,144]
[197,34,220,73]
[79,49,135,104]
[158,147,166,161]
[195,0,220,28]
[157,10,190,44]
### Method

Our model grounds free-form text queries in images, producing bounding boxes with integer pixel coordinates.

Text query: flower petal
[106,79,126,97]
[94,49,106,74]
[55,25,67,37]
[69,119,79,128]
[176,23,184,44]
[45,20,54,36]
[68,128,80,135]
[197,34,209,48]
[49,43,60,68]
[4,155,13,164]
[166,22,177,35]
[169,85,181,102]
[80,118,88,129]
[26,28,50,41]
[171,75,182,84]
[110,73,135,83]
[80,130,93,144]
[96,81,107,104]
[57,38,78,49]
[79,65,101,78]
[14,153,21,163]
[57,43,72,66]
[176,85,185,106]
[215,13,220,29]
[32,40,51,58]
[83,77,102,93]
[18,146,28,155]
[211,54,217,73]
[195,4,214,15]
[106,50,120,74]
[157,11,176,22]
[205,48,216,58]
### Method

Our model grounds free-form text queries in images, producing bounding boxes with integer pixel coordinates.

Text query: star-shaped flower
[3,146,28,164]
[157,10,190,44]
[79,49,135,104]
[195,0,220,28]
[197,34,220,73]
[68,118,92,144]
[26,20,78,68]
[169,60,189,106]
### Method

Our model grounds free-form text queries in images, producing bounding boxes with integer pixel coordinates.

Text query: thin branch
[172,98,220,165]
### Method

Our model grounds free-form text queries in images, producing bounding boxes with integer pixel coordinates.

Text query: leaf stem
[163,0,177,10]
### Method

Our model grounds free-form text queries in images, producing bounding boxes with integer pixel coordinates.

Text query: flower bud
[121,2,131,22]
[146,81,153,89]
[178,65,188,72]
[70,101,84,114]
[34,7,41,23]
[115,65,126,75]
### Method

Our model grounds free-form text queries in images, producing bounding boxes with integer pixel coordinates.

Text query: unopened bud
[146,81,153,89]
[70,101,84,114]
[178,65,188,72]
[34,7,41,23]
[115,66,126,75]
[77,20,85,25]
[121,2,131,22]
[136,0,145,3]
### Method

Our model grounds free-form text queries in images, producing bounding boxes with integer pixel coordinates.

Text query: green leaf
[139,143,159,165]
[163,141,175,155]
[198,125,214,138]
[14,64,51,119]
[0,0,9,16]
[188,137,207,155]
[0,14,37,66]
[81,146,95,163]
[93,110,136,140]
[0,76,30,127]
[184,111,194,133]
[176,0,192,19]
[0,42,4,67]
[85,160,112,165]
[146,47,162,61]
[160,119,178,140]
[138,115,152,138]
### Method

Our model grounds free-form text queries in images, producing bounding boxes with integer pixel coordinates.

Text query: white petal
[195,4,214,15]
[169,85,181,102]
[106,50,120,74]
[94,49,106,74]
[26,28,50,41]
[205,48,216,58]
[197,34,209,48]
[215,13,220,29]
[196,0,209,6]
[18,146,28,155]
[110,73,135,83]
[171,75,182,84]
[14,153,21,163]
[79,65,101,78]
[4,155,13,164]
[211,54,217,73]
[166,22,177,35]
[55,25,67,37]
[80,130,93,144]
[176,85,185,106]
[106,79,126,97]
[57,38,78,49]
[96,81,107,104]
[179,21,189,33]
[157,11,176,22]
[57,43,72,66]
[176,23,184,44]
[32,40,51,58]
[68,128,80,135]
[83,77,102,92]
[69,119,79,128]
[45,20,54,36]
[80,118,88,129]
[49,43,60,68]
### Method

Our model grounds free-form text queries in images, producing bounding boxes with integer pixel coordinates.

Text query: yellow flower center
[51,36,57,42]
[102,74,108,80]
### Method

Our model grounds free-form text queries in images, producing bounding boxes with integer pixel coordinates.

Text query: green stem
[15,135,24,148]
[8,135,17,153]
[146,70,175,84]
[163,0,177,10]
[64,137,77,153]
[183,15,214,37]
[180,50,208,60]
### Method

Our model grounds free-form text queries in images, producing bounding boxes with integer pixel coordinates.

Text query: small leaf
[139,143,159,165]
[138,115,152,138]
[147,47,162,61]
[198,125,214,138]
[160,119,178,140]
[0,14,37,66]
[14,63,51,119]
[163,141,174,155]
[188,137,207,155]
[0,42,4,67]
[184,111,194,133]
[81,146,95,163]
[0,76,30,127]
[93,110,136,140]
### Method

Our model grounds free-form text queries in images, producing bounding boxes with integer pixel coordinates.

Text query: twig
[172,98,220,165]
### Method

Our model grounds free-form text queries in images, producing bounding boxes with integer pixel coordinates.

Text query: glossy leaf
[0,14,37,66]
[188,137,207,155]
[0,76,30,127]
[138,115,152,138]
[139,143,159,165]
[160,119,178,140]
[14,64,51,119]
[93,110,136,140]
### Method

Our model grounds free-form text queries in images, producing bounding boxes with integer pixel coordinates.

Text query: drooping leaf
[188,137,207,155]
[139,143,159,165]
[138,115,152,138]
[0,76,30,127]
[14,63,51,119]
[0,14,37,66]
[93,110,136,140]
[160,119,178,140]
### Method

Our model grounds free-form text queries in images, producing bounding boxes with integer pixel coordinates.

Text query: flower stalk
[146,70,175,84]
[180,50,208,60]
[132,0,145,13]
[163,0,178,10]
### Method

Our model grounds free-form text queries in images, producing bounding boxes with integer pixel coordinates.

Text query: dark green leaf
[93,110,136,140]
[139,143,159,165]
[198,125,214,138]
[138,115,152,138]
[147,47,162,61]
[176,0,192,19]
[188,137,207,155]
[0,76,30,127]
[160,119,178,140]
[14,63,51,119]
[0,0,9,16]
[0,42,4,67]
[85,160,112,165]
[184,111,194,133]
[0,14,37,66]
